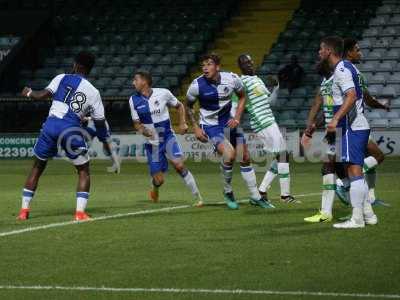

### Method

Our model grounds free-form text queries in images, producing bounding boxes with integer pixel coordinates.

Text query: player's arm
[165,91,188,135]
[227,74,246,128]
[228,89,246,129]
[22,74,64,100]
[327,89,357,132]
[185,81,208,142]
[174,101,189,134]
[21,87,52,100]
[305,89,323,136]
[363,89,390,110]
[301,89,323,148]
[90,92,111,143]
[132,120,153,137]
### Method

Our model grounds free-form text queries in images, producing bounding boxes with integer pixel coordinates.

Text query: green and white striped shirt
[239,75,276,133]
[320,75,334,127]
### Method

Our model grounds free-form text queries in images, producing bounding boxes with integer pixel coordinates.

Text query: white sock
[220,163,233,193]
[363,156,378,173]
[368,188,376,203]
[76,192,89,212]
[278,162,290,196]
[350,176,368,224]
[240,165,261,200]
[181,170,202,201]
[259,160,278,193]
[321,174,335,216]
[22,188,35,209]
[363,196,376,218]
[110,150,119,167]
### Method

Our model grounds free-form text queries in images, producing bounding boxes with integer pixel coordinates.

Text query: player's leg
[216,139,238,209]
[304,161,335,223]
[61,127,93,220]
[18,158,48,220]
[234,131,274,209]
[145,143,166,203]
[18,125,57,220]
[334,129,375,229]
[364,140,385,205]
[166,135,203,206]
[150,171,164,203]
[74,161,91,220]
[203,125,238,209]
[258,124,295,203]
[103,141,121,174]
[170,159,203,207]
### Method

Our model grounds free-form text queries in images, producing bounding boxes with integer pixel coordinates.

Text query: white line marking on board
[0,285,399,298]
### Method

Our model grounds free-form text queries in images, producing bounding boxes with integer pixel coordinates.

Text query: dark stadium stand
[259,0,383,128]
[0,0,239,132]
[0,0,399,133]
[18,0,238,97]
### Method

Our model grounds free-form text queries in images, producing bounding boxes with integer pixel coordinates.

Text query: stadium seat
[370,119,389,128]
[389,118,400,127]
[381,86,398,98]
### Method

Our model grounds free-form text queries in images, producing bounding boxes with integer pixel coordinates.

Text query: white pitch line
[0,285,399,299]
[0,192,321,238]
[0,205,190,238]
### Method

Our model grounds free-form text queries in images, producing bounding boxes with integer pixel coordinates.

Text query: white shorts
[257,123,287,153]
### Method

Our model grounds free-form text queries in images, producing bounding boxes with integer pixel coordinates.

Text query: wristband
[27,88,32,97]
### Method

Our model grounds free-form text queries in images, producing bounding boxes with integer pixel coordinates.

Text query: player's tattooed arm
[21,87,52,100]
[363,89,390,110]
[305,90,323,136]
[185,99,208,142]
[228,89,246,128]
[175,101,188,134]
[133,120,153,138]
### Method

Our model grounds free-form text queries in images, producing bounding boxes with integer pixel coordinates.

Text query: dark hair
[135,70,153,86]
[316,60,332,78]
[343,37,358,57]
[201,53,221,65]
[74,51,95,74]
[321,36,344,57]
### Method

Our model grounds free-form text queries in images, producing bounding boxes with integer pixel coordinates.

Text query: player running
[128,71,203,207]
[335,37,389,207]
[185,53,269,209]
[319,36,377,229]
[237,54,296,204]
[18,51,108,221]
[81,116,121,173]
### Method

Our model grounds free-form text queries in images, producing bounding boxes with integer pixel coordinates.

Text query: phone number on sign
[0,147,34,158]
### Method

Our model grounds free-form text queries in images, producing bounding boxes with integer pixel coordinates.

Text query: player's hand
[301,133,312,149]
[326,119,338,133]
[227,118,240,129]
[21,87,32,97]
[142,128,154,138]
[178,123,189,135]
[194,127,208,143]
[379,98,390,111]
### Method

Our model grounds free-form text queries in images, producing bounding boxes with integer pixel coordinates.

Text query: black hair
[343,37,358,57]
[135,70,153,86]
[316,60,332,79]
[321,36,344,57]
[201,53,221,65]
[74,51,95,74]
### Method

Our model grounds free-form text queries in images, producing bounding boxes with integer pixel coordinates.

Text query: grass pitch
[0,158,399,300]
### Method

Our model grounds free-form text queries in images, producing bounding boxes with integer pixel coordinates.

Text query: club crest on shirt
[154,100,160,106]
